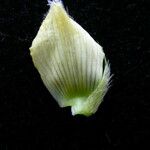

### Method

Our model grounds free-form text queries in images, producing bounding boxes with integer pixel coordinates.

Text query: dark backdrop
[0,0,150,149]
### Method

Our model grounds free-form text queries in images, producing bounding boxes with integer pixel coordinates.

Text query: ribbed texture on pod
[29,0,111,116]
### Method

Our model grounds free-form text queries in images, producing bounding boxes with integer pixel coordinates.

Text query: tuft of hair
[47,0,62,6]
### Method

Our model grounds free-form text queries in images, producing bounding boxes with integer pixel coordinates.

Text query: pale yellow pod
[29,0,111,116]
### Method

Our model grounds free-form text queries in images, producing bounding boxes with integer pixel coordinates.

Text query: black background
[0,0,150,149]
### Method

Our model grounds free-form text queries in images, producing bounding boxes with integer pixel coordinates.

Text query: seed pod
[29,0,111,116]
